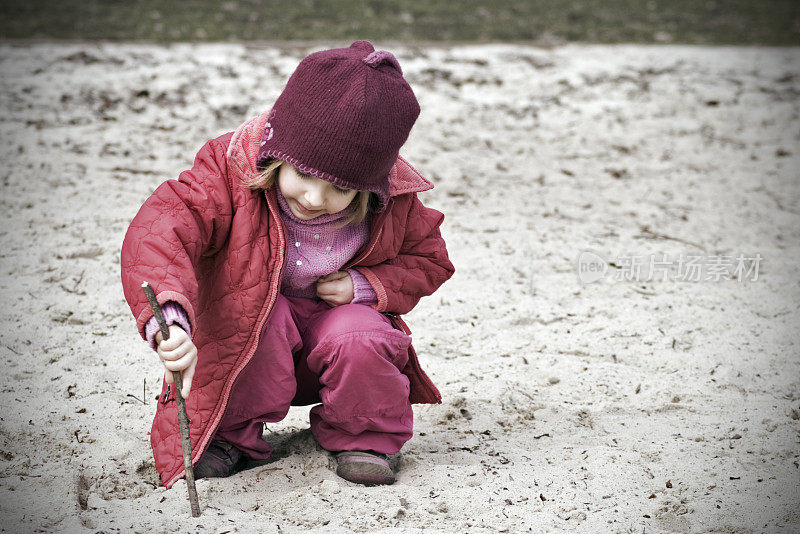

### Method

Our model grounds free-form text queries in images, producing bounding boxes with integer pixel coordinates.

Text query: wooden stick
[141,282,201,517]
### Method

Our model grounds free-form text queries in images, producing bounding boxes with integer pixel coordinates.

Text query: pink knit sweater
[274,186,377,303]
[145,187,378,347]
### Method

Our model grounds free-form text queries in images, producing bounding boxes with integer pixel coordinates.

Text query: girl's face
[277,163,358,220]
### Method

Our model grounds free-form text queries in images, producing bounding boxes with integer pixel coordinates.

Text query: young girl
[121,41,454,488]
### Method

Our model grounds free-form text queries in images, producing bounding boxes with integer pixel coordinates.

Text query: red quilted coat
[121,111,455,487]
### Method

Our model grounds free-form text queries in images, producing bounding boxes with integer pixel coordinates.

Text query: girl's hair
[243,159,377,227]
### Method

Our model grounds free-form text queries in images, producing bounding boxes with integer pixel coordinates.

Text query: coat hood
[225,110,434,200]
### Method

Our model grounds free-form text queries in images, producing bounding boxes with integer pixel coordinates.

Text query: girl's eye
[333,186,351,195]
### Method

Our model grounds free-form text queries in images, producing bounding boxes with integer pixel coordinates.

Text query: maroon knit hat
[257,40,420,212]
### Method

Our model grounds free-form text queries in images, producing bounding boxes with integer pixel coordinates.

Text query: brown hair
[243,159,377,227]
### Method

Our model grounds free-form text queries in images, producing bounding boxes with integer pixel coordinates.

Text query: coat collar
[226,110,433,197]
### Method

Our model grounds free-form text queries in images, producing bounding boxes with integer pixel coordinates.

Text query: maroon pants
[213,294,413,458]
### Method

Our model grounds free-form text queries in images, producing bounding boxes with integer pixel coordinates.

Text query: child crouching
[121,41,454,487]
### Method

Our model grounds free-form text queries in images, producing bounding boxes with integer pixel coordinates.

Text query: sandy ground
[0,42,798,533]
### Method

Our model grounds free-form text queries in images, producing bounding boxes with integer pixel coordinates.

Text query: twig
[127,393,147,405]
[637,225,706,251]
[60,270,86,294]
[142,282,201,517]
[515,388,537,402]
[3,345,21,356]
[74,270,85,289]
[110,166,160,175]
[255,467,279,482]
[631,286,656,296]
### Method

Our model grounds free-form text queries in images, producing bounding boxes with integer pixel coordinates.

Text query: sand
[0,41,798,533]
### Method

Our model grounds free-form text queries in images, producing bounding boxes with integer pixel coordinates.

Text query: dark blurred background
[1,0,799,45]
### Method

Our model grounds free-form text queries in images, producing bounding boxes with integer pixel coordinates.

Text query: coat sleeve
[355,194,455,315]
[120,137,234,338]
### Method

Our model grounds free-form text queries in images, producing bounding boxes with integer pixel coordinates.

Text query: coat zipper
[343,208,388,270]
[214,191,288,426]
[168,191,287,488]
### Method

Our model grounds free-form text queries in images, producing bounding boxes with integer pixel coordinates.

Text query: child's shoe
[335,451,395,485]
[193,440,247,479]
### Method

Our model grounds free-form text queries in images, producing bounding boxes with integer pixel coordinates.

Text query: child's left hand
[316,271,354,307]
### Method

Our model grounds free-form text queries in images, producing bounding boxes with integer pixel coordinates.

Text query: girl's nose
[304,183,326,208]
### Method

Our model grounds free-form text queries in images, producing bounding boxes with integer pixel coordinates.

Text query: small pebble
[548,377,560,385]
[319,479,339,494]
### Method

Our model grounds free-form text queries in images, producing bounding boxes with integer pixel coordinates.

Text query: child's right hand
[155,324,197,399]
